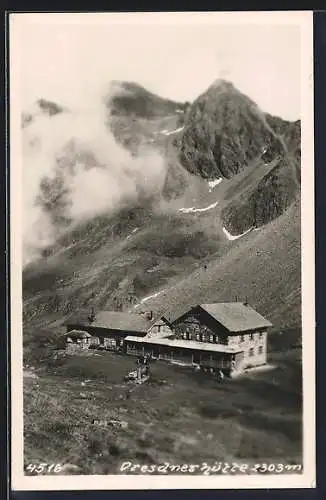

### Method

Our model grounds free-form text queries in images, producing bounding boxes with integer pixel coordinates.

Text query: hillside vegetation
[24,348,302,475]
[22,78,301,336]
[135,198,301,332]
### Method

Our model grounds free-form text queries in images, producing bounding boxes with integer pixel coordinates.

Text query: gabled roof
[65,310,155,333]
[199,303,272,333]
[65,330,92,339]
[161,305,193,325]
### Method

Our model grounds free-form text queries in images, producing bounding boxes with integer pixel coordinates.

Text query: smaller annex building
[64,309,172,352]
[125,302,272,376]
[65,330,94,353]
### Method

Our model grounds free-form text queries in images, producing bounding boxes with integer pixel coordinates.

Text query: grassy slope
[24,347,302,475]
[23,163,301,335]
[139,198,301,332]
[22,202,229,328]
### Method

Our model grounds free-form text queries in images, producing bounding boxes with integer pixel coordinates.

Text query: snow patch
[161,126,184,136]
[222,226,253,241]
[208,178,223,192]
[126,227,139,240]
[140,289,166,303]
[147,266,159,273]
[178,201,218,214]
[133,289,167,308]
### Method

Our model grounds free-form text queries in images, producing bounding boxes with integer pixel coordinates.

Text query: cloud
[22,92,167,265]
[16,17,301,119]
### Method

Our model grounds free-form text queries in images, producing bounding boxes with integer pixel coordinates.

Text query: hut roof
[163,302,272,332]
[65,329,93,339]
[161,304,192,325]
[199,303,272,332]
[65,310,155,333]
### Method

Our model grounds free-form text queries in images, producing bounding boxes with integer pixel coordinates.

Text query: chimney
[243,298,249,306]
[146,310,153,320]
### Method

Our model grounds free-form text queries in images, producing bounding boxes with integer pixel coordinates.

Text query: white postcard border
[9,10,315,491]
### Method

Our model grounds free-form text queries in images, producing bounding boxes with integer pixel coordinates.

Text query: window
[196,333,200,342]
[259,332,264,339]
[258,346,263,354]
[250,333,254,340]
[240,335,245,343]
[183,332,187,340]
[202,334,207,342]
[249,348,254,357]
[209,335,214,343]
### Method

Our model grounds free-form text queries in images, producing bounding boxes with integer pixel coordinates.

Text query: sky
[12,12,303,120]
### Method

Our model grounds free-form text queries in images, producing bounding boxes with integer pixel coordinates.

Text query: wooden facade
[171,306,269,371]
[64,315,173,353]
[126,303,271,375]
[173,313,229,344]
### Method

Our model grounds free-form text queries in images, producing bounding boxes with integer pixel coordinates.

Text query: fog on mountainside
[22,83,178,265]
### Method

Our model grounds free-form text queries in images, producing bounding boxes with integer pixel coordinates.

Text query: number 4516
[25,463,62,474]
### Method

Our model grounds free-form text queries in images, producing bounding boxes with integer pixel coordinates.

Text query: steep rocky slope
[179,79,287,179]
[265,114,301,164]
[108,81,186,118]
[22,78,301,336]
[176,79,300,234]
[222,157,299,234]
[139,197,301,331]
